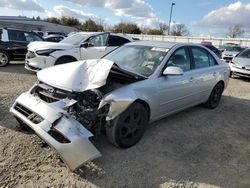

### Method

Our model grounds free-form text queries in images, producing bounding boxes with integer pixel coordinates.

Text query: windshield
[60,33,87,45]
[223,46,243,52]
[237,49,250,58]
[104,45,169,77]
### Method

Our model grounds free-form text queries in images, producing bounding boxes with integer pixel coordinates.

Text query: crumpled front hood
[28,41,74,51]
[232,57,250,67]
[37,59,114,92]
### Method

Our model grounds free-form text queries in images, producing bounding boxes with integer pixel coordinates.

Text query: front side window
[191,47,210,69]
[89,33,109,47]
[167,47,191,71]
[104,45,169,77]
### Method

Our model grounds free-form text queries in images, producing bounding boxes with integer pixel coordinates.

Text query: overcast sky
[0,0,250,37]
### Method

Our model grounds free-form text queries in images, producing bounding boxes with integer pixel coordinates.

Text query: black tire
[204,82,224,109]
[0,50,10,67]
[106,102,148,148]
[55,57,75,65]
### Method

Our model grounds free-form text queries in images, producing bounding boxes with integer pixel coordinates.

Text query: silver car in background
[229,48,250,78]
[10,41,230,171]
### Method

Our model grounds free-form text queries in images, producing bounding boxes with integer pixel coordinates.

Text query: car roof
[125,40,178,48]
[73,32,134,41]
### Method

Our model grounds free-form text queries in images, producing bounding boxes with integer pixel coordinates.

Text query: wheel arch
[55,55,77,64]
[217,80,225,91]
[134,99,151,121]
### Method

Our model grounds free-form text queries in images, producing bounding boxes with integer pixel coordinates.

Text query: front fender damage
[99,95,135,121]
[10,92,101,171]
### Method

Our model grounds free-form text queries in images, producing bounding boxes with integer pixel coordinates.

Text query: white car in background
[221,45,244,63]
[25,32,134,71]
[229,48,250,78]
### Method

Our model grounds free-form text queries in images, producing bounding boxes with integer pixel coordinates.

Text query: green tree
[81,19,103,31]
[147,29,163,35]
[46,17,60,24]
[60,16,81,27]
[113,22,141,34]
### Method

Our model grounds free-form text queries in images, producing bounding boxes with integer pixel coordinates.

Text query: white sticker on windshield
[151,47,169,52]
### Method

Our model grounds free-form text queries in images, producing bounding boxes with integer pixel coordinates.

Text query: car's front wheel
[106,102,148,148]
[0,51,10,67]
[204,82,224,109]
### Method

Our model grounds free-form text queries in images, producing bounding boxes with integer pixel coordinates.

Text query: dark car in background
[201,42,221,58]
[0,28,44,67]
[43,34,65,42]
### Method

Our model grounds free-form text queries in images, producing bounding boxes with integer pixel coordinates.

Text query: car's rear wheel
[106,102,148,148]
[204,82,224,109]
[0,51,10,67]
[55,57,75,65]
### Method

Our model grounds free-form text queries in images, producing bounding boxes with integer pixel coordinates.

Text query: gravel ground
[0,62,250,188]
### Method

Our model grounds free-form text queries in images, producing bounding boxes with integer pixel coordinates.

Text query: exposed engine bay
[30,64,144,135]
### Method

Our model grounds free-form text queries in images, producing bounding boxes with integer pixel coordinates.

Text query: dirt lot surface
[0,62,250,188]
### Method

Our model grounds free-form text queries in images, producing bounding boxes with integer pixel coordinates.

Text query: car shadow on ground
[77,95,250,188]
[0,95,249,188]
[0,62,34,75]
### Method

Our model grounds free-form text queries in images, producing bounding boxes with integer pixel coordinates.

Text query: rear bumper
[10,92,101,171]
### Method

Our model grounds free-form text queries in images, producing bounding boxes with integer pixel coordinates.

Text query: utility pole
[168,2,175,35]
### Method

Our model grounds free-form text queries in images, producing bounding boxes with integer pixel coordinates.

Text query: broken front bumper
[10,92,101,171]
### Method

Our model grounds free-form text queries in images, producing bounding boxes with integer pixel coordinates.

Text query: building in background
[0,16,79,36]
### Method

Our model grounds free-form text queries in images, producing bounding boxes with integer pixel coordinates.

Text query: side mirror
[163,66,184,76]
[80,42,89,48]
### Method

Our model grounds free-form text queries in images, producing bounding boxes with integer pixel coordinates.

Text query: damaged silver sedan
[10,41,230,171]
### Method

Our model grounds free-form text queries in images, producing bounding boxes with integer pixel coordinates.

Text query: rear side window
[8,30,26,42]
[8,30,43,42]
[108,35,130,46]
[191,47,210,69]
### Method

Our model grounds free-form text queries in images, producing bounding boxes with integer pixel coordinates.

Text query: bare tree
[159,22,168,34]
[228,24,245,38]
[171,23,189,36]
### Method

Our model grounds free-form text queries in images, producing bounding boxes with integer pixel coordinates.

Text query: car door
[80,33,109,60]
[154,47,199,119]
[189,46,219,101]
[7,29,28,59]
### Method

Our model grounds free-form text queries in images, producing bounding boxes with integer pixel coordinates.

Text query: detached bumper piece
[10,92,101,171]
